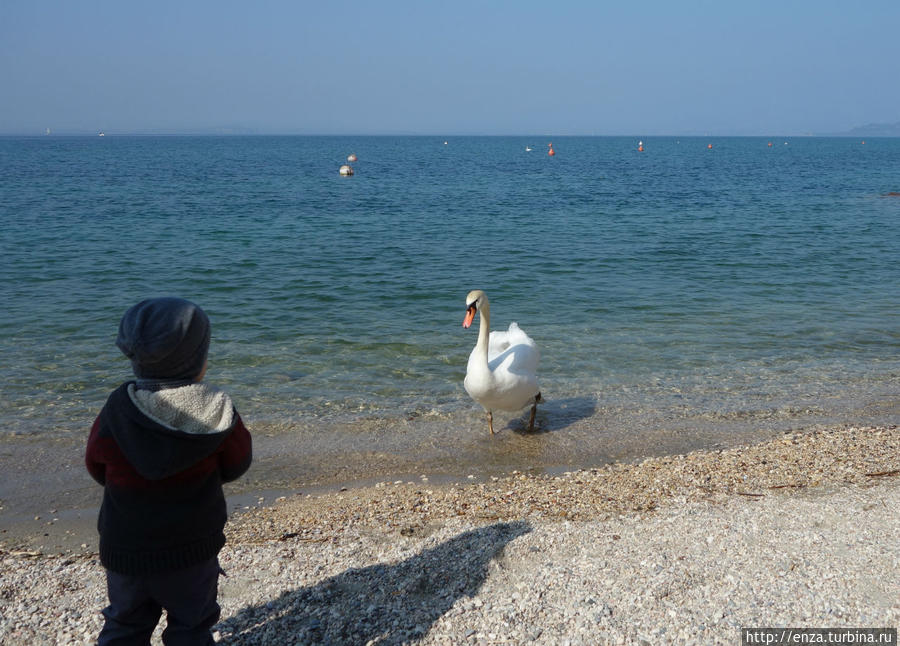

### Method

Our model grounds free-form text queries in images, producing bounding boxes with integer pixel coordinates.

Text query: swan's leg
[527,392,542,431]
[488,410,494,435]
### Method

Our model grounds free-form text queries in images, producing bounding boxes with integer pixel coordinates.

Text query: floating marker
[339,164,354,176]
[347,153,357,162]
[638,140,644,152]
[548,147,556,156]
[707,143,713,149]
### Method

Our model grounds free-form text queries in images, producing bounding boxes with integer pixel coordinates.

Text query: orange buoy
[638,140,644,152]
[347,153,357,162]
[767,142,773,147]
[548,147,555,156]
[707,143,713,149]
[861,141,865,145]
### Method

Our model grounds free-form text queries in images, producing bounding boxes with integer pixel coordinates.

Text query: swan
[462,290,541,434]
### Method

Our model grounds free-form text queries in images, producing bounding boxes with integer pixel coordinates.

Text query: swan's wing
[487,322,536,360]
[487,331,512,358]
[488,323,540,376]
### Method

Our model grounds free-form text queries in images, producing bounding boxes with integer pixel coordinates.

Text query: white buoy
[339,164,354,176]
[347,153,357,162]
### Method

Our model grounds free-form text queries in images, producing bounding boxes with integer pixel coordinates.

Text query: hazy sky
[2,1,898,136]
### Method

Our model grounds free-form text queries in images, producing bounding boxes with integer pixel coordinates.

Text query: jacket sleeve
[220,411,252,483]
[85,416,107,485]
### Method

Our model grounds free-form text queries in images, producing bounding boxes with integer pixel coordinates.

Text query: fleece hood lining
[127,382,235,435]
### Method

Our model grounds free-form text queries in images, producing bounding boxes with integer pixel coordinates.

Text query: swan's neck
[474,300,491,365]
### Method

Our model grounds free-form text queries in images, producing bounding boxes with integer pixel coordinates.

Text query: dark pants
[99,557,221,646]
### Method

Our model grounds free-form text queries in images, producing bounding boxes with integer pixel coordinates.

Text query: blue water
[1,135,898,484]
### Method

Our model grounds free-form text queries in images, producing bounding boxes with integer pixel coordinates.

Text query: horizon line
[2,131,891,138]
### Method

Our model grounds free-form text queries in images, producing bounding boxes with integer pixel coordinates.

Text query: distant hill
[840,121,900,137]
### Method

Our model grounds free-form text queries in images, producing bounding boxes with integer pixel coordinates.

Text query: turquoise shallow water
[1,135,898,486]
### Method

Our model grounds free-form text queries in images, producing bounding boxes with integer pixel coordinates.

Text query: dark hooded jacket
[86,381,252,575]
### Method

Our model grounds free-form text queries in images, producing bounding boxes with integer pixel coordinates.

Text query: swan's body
[463,290,541,433]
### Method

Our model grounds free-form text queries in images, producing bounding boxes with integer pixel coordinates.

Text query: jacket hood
[101,382,237,480]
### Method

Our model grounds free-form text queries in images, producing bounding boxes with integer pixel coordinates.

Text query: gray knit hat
[116,297,211,383]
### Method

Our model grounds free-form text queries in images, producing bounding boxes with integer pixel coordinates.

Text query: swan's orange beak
[463,305,476,329]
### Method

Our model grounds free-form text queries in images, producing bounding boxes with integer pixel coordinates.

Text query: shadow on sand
[216,521,532,645]
[509,396,598,435]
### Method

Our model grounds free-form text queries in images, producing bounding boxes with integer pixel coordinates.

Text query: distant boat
[98,132,105,137]
[525,146,532,152]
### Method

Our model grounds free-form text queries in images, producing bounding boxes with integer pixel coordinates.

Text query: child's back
[86,297,252,645]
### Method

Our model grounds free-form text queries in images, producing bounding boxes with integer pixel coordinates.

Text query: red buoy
[548,147,556,156]
[707,143,713,149]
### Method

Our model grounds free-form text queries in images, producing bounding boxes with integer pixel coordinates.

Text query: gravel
[1,424,898,645]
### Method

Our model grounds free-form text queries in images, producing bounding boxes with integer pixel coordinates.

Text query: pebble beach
[1,424,898,645]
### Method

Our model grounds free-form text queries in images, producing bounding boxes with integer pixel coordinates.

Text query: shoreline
[1,424,897,644]
[1,424,898,556]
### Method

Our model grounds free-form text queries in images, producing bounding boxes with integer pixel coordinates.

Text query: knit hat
[116,297,211,383]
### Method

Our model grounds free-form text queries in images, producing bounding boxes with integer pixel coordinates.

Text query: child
[86,297,252,645]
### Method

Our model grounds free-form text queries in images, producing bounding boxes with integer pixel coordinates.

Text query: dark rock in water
[272,372,304,382]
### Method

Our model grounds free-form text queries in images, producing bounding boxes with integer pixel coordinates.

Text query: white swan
[462,290,541,434]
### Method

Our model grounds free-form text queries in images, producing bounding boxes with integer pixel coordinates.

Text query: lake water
[1,135,898,492]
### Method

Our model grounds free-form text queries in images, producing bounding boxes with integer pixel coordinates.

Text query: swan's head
[463,290,487,328]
